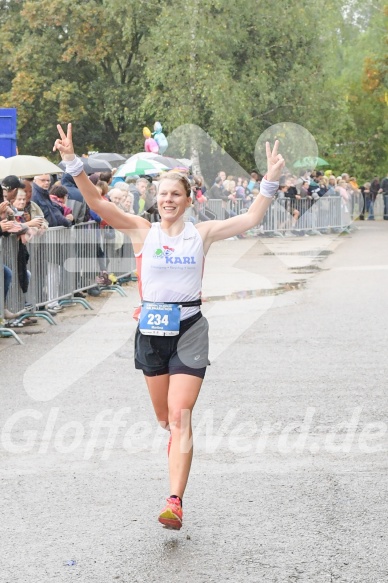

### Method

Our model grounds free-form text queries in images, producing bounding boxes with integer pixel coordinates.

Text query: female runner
[53,124,284,530]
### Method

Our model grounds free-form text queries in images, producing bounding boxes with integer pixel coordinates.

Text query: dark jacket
[208,184,229,201]
[61,174,88,223]
[381,177,388,195]
[32,183,71,228]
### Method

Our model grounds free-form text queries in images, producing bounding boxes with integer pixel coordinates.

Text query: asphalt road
[1,222,387,583]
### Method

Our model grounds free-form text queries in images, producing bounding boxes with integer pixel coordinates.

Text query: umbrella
[58,157,112,175]
[293,156,329,169]
[89,152,127,167]
[130,152,190,170]
[114,157,169,178]
[0,155,63,180]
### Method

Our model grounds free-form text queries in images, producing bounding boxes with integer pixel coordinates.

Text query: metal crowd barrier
[0,191,379,344]
[198,196,352,234]
[0,238,23,344]
[0,222,136,343]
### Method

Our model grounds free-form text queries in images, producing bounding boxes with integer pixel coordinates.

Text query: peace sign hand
[53,123,75,161]
[265,141,285,182]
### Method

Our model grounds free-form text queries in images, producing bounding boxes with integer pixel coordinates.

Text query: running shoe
[167,433,172,457]
[158,497,183,530]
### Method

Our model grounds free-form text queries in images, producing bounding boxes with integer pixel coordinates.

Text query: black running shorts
[134,312,209,378]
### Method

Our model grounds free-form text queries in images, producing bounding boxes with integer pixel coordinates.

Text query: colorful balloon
[143,126,159,152]
[153,121,168,154]
[144,138,159,153]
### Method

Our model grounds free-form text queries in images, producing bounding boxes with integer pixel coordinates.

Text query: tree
[0,0,161,155]
[327,0,388,179]
[142,0,346,172]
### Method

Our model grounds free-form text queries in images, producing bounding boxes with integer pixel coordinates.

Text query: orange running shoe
[158,497,183,530]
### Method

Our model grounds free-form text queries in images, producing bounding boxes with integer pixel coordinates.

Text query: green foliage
[142,0,346,171]
[0,0,386,179]
[327,0,388,180]
[0,0,161,154]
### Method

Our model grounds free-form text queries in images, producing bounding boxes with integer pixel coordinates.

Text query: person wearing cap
[1,175,23,204]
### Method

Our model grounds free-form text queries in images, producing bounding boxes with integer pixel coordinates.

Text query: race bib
[139,302,181,336]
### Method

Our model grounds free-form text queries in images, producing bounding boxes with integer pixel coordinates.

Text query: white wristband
[260,178,279,198]
[64,156,84,177]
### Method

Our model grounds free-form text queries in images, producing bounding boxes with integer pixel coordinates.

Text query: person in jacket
[0,199,24,320]
[207,177,229,201]
[49,185,74,220]
[32,175,72,228]
[60,173,88,224]
[21,180,49,230]
[380,172,388,220]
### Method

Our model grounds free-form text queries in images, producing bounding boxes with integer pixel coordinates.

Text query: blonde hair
[159,171,192,197]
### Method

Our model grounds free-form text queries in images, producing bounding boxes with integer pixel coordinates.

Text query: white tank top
[134,222,204,320]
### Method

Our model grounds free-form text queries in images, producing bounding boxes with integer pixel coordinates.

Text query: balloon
[144,138,159,153]
[143,127,151,138]
[153,121,168,155]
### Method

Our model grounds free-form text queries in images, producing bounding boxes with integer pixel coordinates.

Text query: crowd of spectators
[1,161,388,328]
[190,168,388,229]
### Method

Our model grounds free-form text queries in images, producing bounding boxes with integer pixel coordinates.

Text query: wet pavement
[1,223,387,582]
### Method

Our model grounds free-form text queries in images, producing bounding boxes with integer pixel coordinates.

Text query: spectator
[109,188,126,209]
[49,185,74,221]
[122,192,135,214]
[141,182,159,222]
[135,178,149,215]
[0,200,24,321]
[32,174,72,228]
[360,182,372,221]
[0,197,37,324]
[247,169,262,193]
[1,175,23,204]
[208,177,229,201]
[88,173,100,185]
[380,171,388,220]
[100,171,113,186]
[96,180,109,198]
[285,180,301,224]
[13,189,47,233]
[368,177,380,221]
[21,180,48,231]
[370,177,380,197]
[326,176,338,196]
[336,179,351,220]
[218,170,226,183]
[115,182,130,195]
[192,176,207,204]
[299,180,311,198]
[60,173,88,223]
[235,182,252,209]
